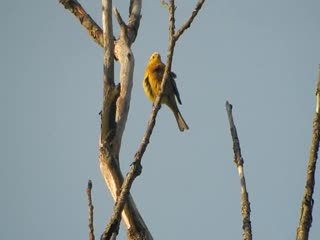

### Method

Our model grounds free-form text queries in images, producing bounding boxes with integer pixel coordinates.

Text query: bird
[143,52,189,131]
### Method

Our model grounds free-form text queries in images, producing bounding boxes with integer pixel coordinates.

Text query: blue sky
[2,0,320,239]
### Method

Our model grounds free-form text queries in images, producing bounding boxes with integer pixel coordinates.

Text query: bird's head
[150,52,161,62]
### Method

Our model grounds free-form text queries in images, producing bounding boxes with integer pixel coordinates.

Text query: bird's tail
[174,111,189,132]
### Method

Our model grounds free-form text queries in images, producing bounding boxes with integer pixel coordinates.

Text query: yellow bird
[143,52,189,131]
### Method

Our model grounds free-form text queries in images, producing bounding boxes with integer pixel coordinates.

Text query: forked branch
[101,0,205,239]
[100,1,150,239]
[60,0,204,239]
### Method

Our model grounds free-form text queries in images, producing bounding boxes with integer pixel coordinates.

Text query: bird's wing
[170,77,182,105]
[170,71,177,79]
[153,63,165,79]
[143,73,155,99]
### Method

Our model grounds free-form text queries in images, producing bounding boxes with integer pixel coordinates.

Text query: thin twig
[226,101,252,240]
[174,0,205,41]
[296,65,320,240]
[86,180,95,240]
[113,8,125,27]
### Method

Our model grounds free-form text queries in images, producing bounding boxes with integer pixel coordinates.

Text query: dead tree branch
[296,65,320,240]
[86,180,95,240]
[99,1,152,240]
[101,0,205,239]
[59,0,105,47]
[226,101,252,240]
[60,0,204,239]
[59,0,149,238]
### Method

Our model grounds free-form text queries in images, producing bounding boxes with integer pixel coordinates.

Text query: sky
[2,0,320,239]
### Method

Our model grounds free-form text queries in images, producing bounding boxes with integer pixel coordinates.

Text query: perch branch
[102,0,205,239]
[226,101,252,240]
[296,65,320,240]
[86,180,95,240]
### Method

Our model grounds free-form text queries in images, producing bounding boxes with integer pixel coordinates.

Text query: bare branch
[112,3,142,149]
[168,0,176,46]
[101,157,143,240]
[126,0,178,168]
[316,65,320,113]
[60,0,203,239]
[226,101,252,240]
[101,9,136,240]
[100,0,118,152]
[59,0,141,49]
[101,0,205,238]
[113,8,125,28]
[101,0,175,239]
[174,0,205,41]
[100,141,152,240]
[296,65,320,240]
[102,0,115,87]
[59,0,104,47]
[113,13,135,156]
[99,2,152,240]
[127,0,142,43]
[86,180,95,240]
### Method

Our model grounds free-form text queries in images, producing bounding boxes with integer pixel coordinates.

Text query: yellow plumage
[143,52,189,131]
